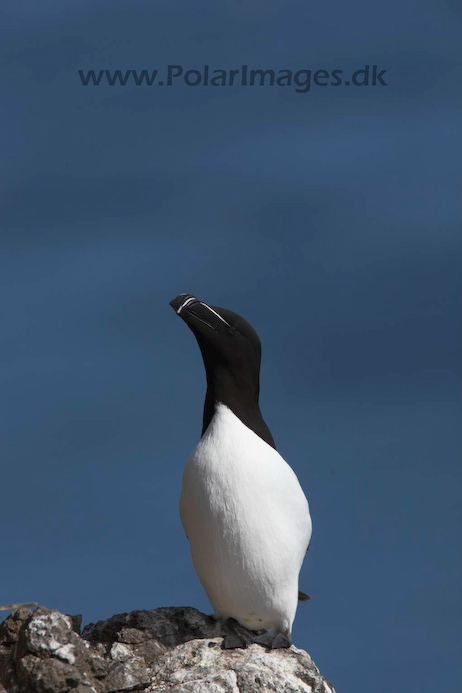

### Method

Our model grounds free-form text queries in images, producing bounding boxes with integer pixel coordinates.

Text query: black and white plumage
[170,294,312,649]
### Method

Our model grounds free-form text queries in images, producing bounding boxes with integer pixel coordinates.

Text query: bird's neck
[202,367,276,449]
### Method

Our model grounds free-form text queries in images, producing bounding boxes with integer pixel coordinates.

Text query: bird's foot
[272,632,292,649]
[253,631,273,647]
[220,617,253,650]
[221,634,248,649]
[253,630,292,649]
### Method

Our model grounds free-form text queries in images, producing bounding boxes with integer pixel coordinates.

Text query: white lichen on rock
[149,638,334,693]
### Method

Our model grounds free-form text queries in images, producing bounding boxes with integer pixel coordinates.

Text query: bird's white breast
[180,403,312,633]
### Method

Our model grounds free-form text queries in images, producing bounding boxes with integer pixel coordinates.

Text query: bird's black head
[169,293,275,448]
[170,293,261,374]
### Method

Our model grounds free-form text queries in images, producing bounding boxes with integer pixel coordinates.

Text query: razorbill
[170,293,312,649]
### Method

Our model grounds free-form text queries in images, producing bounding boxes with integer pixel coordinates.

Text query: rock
[0,605,335,693]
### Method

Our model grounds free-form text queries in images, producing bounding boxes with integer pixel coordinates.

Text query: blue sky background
[1,1,461,691]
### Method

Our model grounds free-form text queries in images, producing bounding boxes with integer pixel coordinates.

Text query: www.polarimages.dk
[78,64,387,92]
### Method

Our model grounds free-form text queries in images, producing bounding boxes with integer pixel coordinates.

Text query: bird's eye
[228,327,237,334]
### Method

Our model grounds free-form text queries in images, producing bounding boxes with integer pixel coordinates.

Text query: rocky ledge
[0,605,335,693]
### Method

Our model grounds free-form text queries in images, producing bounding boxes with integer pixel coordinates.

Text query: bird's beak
[169,294,231,332]
[169,293,200,315]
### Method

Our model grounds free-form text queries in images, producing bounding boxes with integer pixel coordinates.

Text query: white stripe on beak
[176,296,197,315]
[199,302,231,327]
